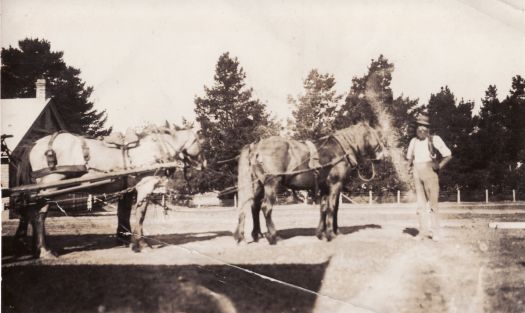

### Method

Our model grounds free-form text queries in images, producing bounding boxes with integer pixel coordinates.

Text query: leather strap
[428,135,437,159]
[45,132,91,171]
[304,140,321,169]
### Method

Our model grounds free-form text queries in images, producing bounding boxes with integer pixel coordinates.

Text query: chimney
[36,79,46,100]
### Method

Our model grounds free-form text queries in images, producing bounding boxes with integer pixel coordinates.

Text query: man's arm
[433,136,452,170]
[439,155,452,170]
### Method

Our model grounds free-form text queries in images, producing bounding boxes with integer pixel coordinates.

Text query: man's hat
[416,114,430,126]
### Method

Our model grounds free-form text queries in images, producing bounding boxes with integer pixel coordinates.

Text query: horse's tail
[233,144,255,243]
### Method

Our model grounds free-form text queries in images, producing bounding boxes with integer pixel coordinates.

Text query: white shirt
[407,135,451,163]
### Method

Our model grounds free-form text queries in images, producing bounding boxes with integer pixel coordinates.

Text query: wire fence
[341,189,525,204]
[221,188,525,207]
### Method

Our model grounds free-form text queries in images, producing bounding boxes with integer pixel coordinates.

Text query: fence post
[87,194,92,211]
[369,190,373,205]
[457,189,460,204]
[485,189,489,203]
[339,193,343,204]
[513,189,516,202]
[397,190,400,204]
[234,194,238,208]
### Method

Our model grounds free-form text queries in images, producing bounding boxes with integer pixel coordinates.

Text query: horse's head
[167,126,207,171]
[356,122,386,162]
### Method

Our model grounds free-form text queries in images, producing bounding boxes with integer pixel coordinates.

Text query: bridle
[356,133,384,182]
[177,132,203,169]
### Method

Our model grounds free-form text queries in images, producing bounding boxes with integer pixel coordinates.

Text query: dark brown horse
[233,122,385,244]
[14,124,206,258]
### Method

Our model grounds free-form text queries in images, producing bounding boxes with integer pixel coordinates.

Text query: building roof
[1,98,50,151]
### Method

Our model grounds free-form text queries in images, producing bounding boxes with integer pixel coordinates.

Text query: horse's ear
[164,120,170,129]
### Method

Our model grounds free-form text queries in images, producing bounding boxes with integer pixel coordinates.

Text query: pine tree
[501,76,525,190]
[337,55,418,192]
[1,38,111,137]
[336,55,397,128]
[194,52,278,191]
[426,87,475,190]
[506,75,525,164]
[290,69,343,140]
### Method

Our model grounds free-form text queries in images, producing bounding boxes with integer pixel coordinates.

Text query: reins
[260,153,348,177]
[215,133,377,182]
[357,162,376,182]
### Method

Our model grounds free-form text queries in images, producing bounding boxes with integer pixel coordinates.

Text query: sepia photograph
[1,0,525,312]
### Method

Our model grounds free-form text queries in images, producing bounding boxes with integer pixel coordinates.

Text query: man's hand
[439,156,453,171]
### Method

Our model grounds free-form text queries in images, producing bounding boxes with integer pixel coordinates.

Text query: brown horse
[233,122,385,244]
[14,124,206,258]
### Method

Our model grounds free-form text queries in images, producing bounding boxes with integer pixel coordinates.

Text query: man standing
[406,114,452,241]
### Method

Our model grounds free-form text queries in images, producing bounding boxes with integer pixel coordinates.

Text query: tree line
[2,39,524,194]
[193,52,525,194]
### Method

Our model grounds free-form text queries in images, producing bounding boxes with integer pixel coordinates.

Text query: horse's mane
[313,121,370,143]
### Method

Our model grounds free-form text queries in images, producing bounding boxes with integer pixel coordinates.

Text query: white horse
[14,124,206,258]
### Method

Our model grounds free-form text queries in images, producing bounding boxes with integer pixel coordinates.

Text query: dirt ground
[2,202,525,313]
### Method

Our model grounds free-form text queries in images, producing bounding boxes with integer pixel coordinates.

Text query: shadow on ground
[2,262,328,313]
[2,231,232,262]
[2,224,382,261]
[278,224,382,240]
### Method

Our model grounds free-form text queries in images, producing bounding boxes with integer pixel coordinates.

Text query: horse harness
[33,131,91,179]
[36,129,183,179]
[332,129,358,167]
[103,129,140,169]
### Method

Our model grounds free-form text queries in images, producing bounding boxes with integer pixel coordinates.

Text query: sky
[2,0,525,131]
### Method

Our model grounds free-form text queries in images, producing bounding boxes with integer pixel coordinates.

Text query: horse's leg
[261,177,279,245]
[14,215,29,239]
[116,191,134,246]
[29,203,56,259]
[333,192,340,235]
[12,208,33,257]
[233,146,253,243]
[131,199,150,253]
[325,182,343,241]
[233,207,247,243]
[251,183,264,242]
[233,190,253,243]
[130,176,160,252]
[14,213,30,251]
[25,173,65,258]
[316,194,328,240]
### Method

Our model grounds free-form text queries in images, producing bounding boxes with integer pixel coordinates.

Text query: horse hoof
[251,231,263,242]
[326,231,336,242]
[315,231,325,240]
[131,244,142,253]
[265,233,277,245]
[38,249,58,259]
[131,239,150,253]
[233,231,245,244]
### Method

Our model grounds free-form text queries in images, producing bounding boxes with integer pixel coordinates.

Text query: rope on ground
[116,223,366,310]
